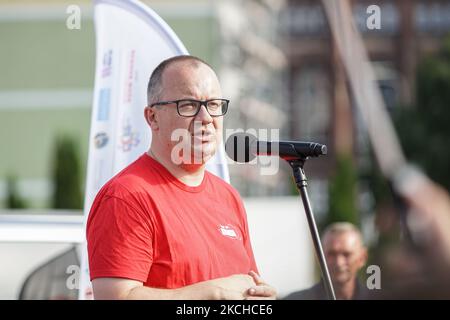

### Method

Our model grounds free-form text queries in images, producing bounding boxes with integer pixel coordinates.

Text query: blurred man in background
[285,222,368,300]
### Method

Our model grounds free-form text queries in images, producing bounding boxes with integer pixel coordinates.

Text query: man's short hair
[147,55,212,105]
[322,222,364,246]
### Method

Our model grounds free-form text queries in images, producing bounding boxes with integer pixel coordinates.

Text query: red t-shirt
[87,153,258,288]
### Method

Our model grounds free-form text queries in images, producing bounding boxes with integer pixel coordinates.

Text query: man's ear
[144,106,159,130]
[359,247,368,268]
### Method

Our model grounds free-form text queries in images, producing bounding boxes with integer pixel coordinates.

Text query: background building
[280,0,450,219]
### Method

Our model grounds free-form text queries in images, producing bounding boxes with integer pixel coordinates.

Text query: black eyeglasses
[149,98,229,117]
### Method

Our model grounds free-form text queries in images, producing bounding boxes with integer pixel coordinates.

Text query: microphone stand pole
[287,158,336,300]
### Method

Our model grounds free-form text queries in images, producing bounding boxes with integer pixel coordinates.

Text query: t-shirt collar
[142,152,208,193]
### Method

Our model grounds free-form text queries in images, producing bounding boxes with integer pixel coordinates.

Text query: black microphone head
[311,143,327,156]
[273,141,328,159]
[225,132,257,163]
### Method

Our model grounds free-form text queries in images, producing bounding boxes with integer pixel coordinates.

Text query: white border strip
[0,213,84,243]
[0,2,213,22]
[0,89,92,110]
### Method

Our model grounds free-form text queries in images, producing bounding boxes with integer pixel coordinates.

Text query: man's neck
[333,278,357,300]
[147,148,205,187]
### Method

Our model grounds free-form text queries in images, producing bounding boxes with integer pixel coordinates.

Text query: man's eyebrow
[178,97,224,101]
[175,96,198,100]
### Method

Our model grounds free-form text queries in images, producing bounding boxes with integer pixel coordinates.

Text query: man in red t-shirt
[87,55,277,299]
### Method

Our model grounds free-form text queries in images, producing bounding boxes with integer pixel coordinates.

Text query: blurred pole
[321,0,407,178]
[321,0,431,246]
[289,160,336,300]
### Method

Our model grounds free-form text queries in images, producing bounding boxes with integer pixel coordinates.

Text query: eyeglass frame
[148,98,230,117]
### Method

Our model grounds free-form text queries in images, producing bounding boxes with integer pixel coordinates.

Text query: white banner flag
[79,0,229,299]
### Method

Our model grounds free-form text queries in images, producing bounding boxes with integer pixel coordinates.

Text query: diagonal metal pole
[289,159,336,300]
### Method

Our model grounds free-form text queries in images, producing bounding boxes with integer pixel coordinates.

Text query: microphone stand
[287,158,336,300]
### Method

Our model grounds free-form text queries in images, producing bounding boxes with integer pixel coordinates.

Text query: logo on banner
[124,50,136,104]
[97,88,111,121]
[94,132,109,149]
[102,50,113,78]
[218,224,241,240]
[119,118,140,152]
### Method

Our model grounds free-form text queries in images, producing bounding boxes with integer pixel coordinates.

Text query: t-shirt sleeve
[87,194,154,282]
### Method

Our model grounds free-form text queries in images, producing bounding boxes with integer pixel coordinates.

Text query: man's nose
[335,254,347,267]
[195,104,213,124]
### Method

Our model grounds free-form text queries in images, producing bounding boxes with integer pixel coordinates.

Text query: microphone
[225,132,327,163]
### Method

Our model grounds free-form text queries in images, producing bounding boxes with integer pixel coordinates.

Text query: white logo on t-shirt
[218,224,240,239]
